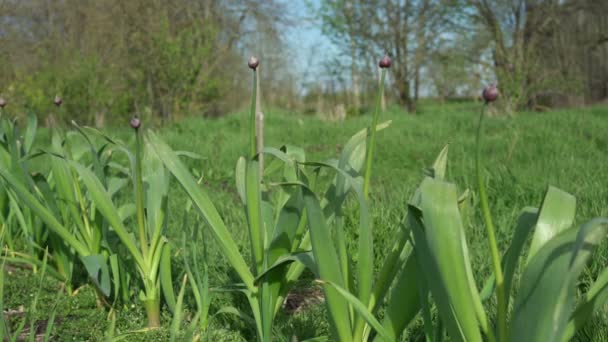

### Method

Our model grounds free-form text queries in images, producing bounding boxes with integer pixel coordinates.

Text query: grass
[3,102,608,340]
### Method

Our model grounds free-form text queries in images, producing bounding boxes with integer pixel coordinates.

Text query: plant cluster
[1,56,607,342]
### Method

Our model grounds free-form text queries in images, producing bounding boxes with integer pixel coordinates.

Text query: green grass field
[4,103,608,341]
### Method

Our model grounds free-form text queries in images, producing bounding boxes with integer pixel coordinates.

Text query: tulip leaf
[526,186,576,264]
[480,207,538,303]
[411,178,484,342]
[510,218,608,341]
[81,254,111,297]
[160,243,176,313]
[254,251,316,285]
[303,186,352,341]
[376,250,421,341]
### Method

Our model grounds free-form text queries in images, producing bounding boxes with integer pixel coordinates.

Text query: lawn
[3,103,608,341]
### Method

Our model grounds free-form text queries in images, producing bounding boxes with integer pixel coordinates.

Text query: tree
[0,0,293,125]
[317,0,455,113]
[466,0,608,109]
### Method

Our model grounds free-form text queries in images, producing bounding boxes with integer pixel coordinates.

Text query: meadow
[2,101,608,341]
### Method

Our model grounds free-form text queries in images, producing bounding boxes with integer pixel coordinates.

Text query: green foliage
[149,117,316,341]
[2,100,608,341]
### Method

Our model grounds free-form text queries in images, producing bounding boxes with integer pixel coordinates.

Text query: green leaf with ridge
[526,186,576,264]
[411,178,484,342]
[81,254,111,297]
[510,218,608,341]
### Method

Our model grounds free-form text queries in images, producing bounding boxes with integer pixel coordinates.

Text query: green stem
[134,128,148,258]
[143,298,161,328]
[475,105,507,341]
[249,70,258,159]
[363,69,387,199]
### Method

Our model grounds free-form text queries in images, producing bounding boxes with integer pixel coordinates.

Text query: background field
[4,103,608,341]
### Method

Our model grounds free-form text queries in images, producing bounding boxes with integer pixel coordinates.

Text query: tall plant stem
[475,105,506,341]
[255,70,264,175]
[143,298,161,328]
[249,70,258,160]
[134,128,148,258]
[363,69,387,199]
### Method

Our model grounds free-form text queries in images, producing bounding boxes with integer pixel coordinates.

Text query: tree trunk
[412,0,429,114]
[95,109,105,128]
[398,79,413,113]
[346,0,360,111]
[413,67,419,113]
[350,38,361,110]
[316,83,325,115]
[161,98,172,125]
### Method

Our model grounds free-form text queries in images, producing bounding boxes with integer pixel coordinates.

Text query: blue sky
[283,1,341,88]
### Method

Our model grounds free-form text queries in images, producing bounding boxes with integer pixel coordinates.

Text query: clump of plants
[0,99,178,328]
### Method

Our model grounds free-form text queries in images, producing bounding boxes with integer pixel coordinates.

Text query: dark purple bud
[0,97,6,108]
[482,84,499,103]
[248,56,259,70]
[130,117,141,129]
[54,95,62,107]
[379,55,392,69]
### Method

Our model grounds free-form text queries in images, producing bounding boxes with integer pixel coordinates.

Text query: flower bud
[248,56,259,70]
[130,117,141,129]
[54,95,62,107]
[0,97,6,108]
[482,84,499,103]
[379,55,392,69]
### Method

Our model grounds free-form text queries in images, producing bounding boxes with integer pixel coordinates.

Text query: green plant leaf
[235,156,246,204]
[0,167,88,256]
[142,148,169,246]
[480,207,538,303]
[254,251,316,285]
[368,228,408,313]
[69,161,145,269]
[245,158,264,275]
[376,249,420,342]
[160,243,176,313]
[424,144,448,180]
[23,112,37,154]
[411,178,484,342]
[48,151,88,236]
[213,306,256,327]
[2,254,66,282]
[108,177,129,198]
[147,131,254,291]
[564,261,608,340]
[526,186,576,264]
[267,188,305,265]
[169,274,188,342]
[175,150,202,159]
[320,280,393,342]
[81,254,112,297]
[109,254,121,301]
[71,121,108,184]
[341,120,392,173]
[510,218,608,342]
[302,186,352,341]
[351,178,374,340]
[118,204,136,223]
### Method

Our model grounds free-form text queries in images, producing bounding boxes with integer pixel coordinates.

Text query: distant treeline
[0,0,296,126]
[314,0,608,114]
[0,0,607,125]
